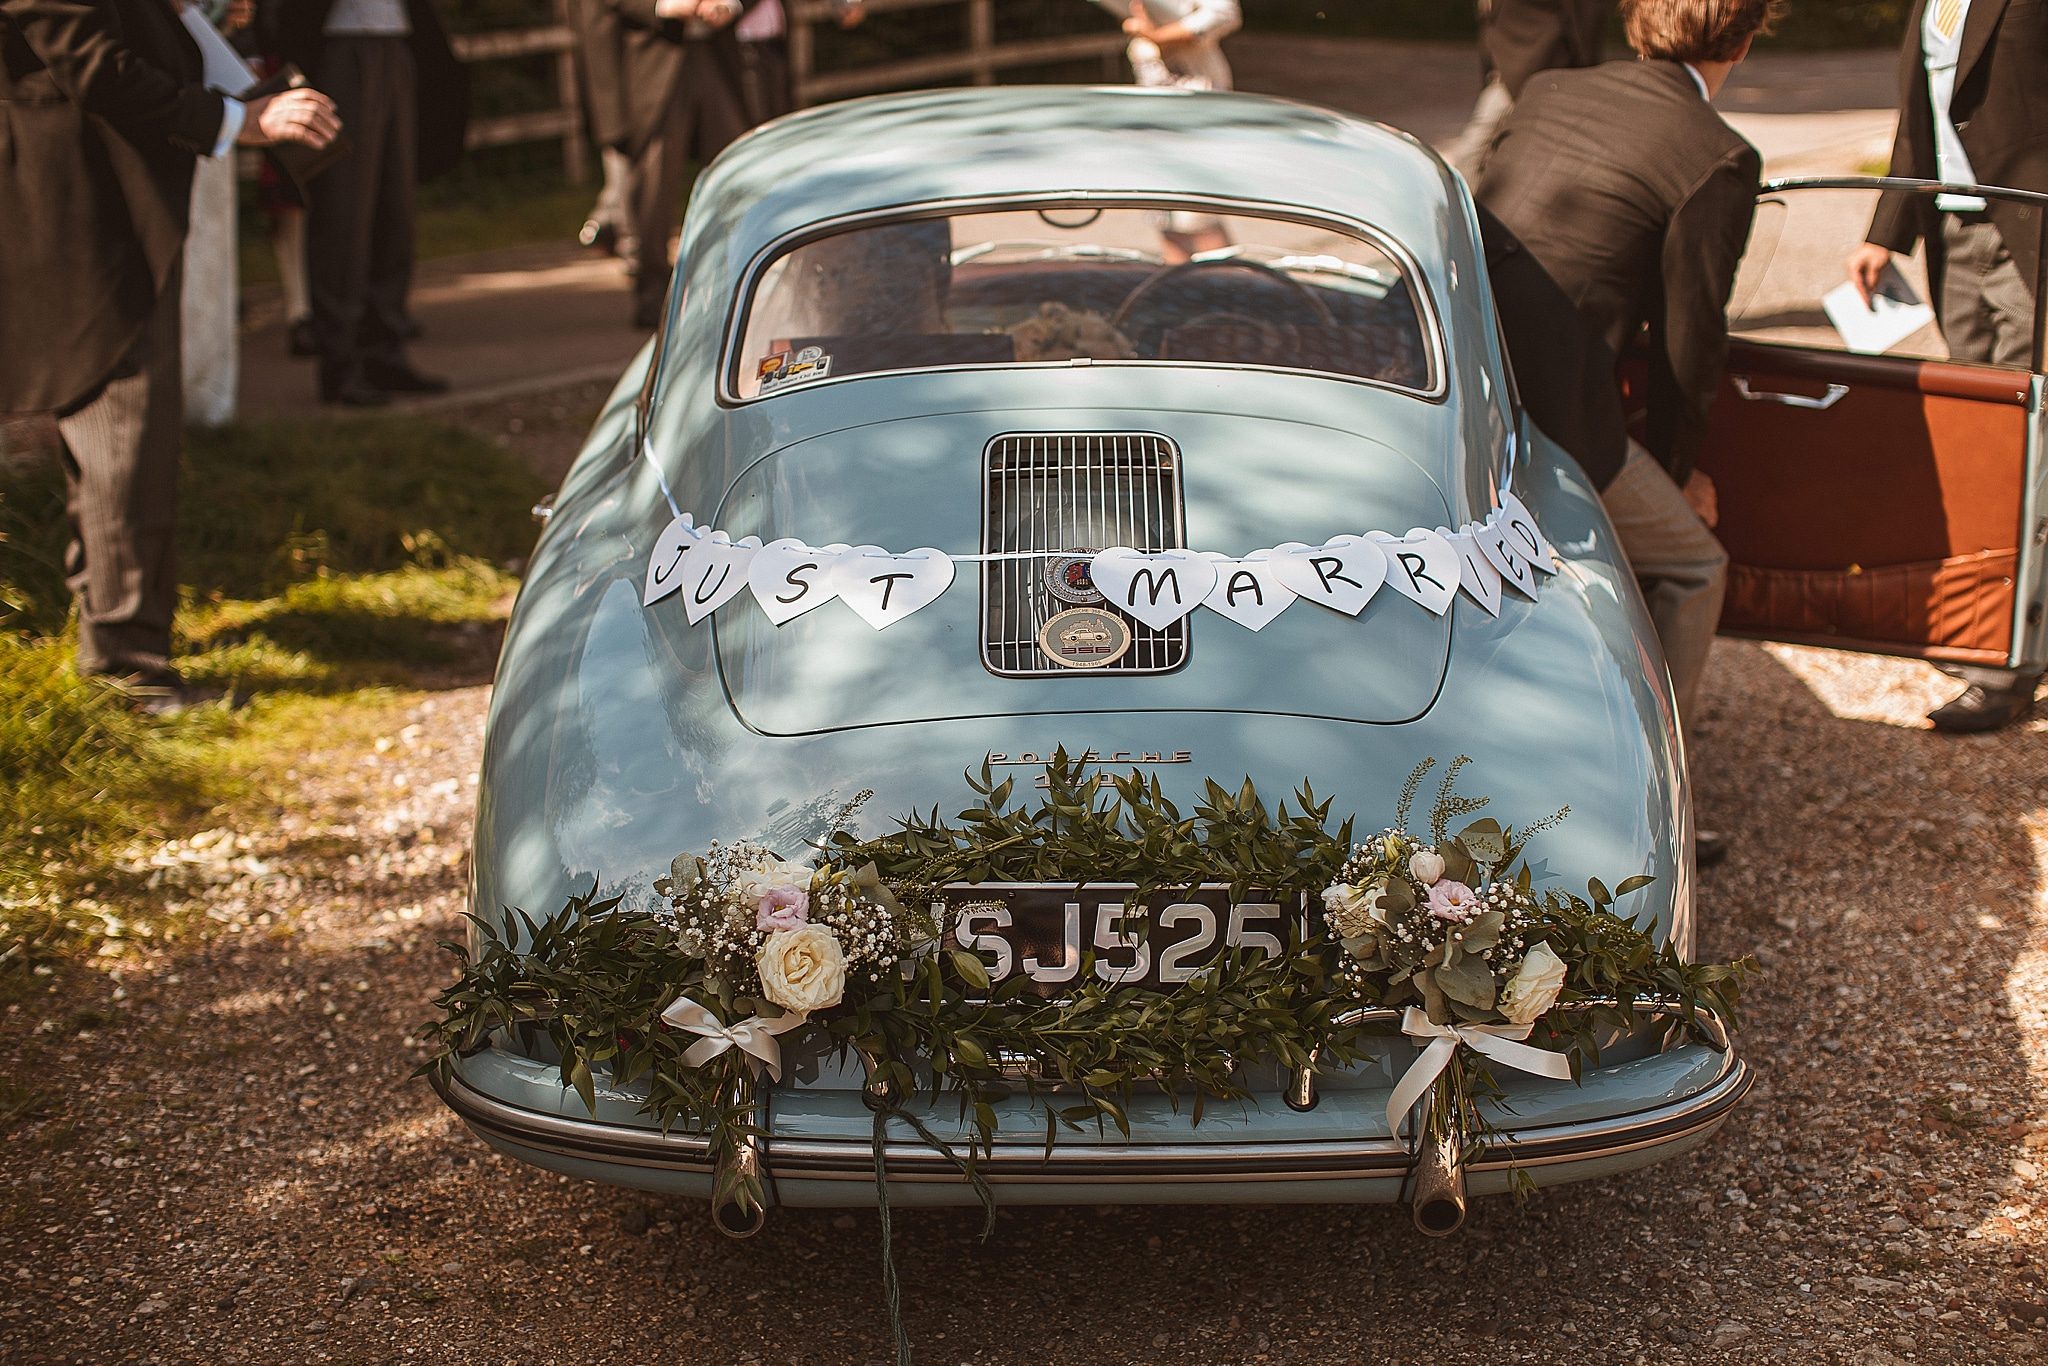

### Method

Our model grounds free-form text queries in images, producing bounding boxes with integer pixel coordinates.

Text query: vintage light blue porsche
[431,85,1767,1236]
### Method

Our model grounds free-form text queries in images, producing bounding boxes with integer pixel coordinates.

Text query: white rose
[1498,941,1568,1024]
[1322,880,1390,939]
[756,924,848,1015]
[734,858,814,906]
[1409,850,1446,885]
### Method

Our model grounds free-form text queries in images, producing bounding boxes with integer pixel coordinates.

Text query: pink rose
[755,885,810,932]
[1425,880,1481,923]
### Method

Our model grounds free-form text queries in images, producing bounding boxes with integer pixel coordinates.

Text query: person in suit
[1845,0,2045,732]
[732,0,863,127]
[1447,0,1612,180]
[1,0,337,709]
[610,0,755,330]
[274,0,469,406]
[571,0,637,264]
[1478,0,1783,867]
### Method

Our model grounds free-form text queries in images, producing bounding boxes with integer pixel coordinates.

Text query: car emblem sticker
[1043,550,1106,606]
[758,345,831,392]
[1038,606,1132,669]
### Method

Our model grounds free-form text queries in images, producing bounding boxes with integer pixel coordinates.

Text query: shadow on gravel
[3,643,2042,1364]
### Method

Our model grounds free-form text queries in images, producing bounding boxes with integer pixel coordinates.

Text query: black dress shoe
[362,362,449,396]
[320,379,391,408]
[1695,830,1729,870]
[1928,682,2037,734]
[287,317,318,359]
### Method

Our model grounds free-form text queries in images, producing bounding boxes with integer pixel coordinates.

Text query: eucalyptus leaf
[1433,954,1499,1011]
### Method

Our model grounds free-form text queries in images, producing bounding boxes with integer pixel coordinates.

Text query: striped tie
[1934,0,1962,40]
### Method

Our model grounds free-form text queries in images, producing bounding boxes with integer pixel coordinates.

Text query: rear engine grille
[981,432,1189,677]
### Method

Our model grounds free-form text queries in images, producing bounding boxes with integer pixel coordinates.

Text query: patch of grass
[0,412,545,988]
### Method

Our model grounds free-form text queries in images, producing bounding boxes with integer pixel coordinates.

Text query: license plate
[940,884,1300,995]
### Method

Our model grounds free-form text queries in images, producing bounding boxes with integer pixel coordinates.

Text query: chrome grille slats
[980,432,1189,677]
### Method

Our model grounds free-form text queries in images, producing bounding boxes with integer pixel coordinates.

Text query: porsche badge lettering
[1043,551,1106,606]
[1038,606,1132,669]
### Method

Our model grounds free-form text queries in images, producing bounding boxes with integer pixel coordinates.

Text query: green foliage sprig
[423,754,1752,1223]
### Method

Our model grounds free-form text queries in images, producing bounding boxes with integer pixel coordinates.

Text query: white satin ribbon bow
[660,997,808,1082]
[1384,1006,1574,1137]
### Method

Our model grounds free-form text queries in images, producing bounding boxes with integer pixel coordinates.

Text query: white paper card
[680,533,761,624]
[1089,548,1217,629]
[1368,529,1461,615]
[1199,550,1296,631]
[831,548,956,629]
[747,539,841,625]
[643,514,700,606]
[180,8,258,96]
[1474,518,1540,600]
[1444,529,1503,617]
[1495,493,1558,576]
[1822,271,1934,356]
[1270,536,1388,617]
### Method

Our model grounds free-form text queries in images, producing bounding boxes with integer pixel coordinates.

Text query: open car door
[1663,176,2048,675]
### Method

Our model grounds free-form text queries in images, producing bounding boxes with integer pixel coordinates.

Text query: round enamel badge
[1038,606,1133,669]
[1043,551,1106,606]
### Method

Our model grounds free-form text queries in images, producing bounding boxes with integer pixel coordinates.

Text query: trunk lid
[710,409,1454,734]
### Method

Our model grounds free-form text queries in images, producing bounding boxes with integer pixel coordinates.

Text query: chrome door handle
[1731,376,1849,410]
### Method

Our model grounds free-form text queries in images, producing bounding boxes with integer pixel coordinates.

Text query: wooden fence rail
[432,0,1123,182]
[448,0,585,183]
[788,0,1125,104]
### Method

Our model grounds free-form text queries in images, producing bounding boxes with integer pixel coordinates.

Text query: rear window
[730,204,1436,399]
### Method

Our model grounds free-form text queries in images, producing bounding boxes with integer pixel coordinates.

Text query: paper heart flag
[681,532,763,625]
[1368,528,1461,616]
[1088,548,1218,629]
[831,547,956,629]
[642,513,701,606]
[1496,492,1558,575]
[1199,550,1297,631]
[1270,535,1388,616]
[1473,519,1540,600]
[1443,528,1503,617]
[747,538,843,625]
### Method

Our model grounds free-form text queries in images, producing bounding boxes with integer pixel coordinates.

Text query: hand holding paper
[1822,264,1934,356]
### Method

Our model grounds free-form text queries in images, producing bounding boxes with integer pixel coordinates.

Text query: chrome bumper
[430,1021,1750,1206]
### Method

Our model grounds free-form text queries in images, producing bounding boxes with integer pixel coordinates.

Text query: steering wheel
[1110,258,1334,356]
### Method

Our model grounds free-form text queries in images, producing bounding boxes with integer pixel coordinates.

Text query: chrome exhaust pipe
[709,1130,769,1239]
[1408,1116,1468,1237]
[709,1070,769,1239]
[1285,1053,1319,1111]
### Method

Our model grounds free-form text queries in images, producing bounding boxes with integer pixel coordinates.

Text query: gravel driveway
[2,639,2043,1365]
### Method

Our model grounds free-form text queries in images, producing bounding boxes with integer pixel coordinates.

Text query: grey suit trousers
[630,48,748,316]
[54,260,185,683]
[1602,442,1728,733]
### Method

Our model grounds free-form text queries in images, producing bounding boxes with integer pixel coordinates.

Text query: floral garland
[424,756,1749,1354]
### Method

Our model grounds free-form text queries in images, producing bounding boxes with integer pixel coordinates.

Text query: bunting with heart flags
[640,495,1559,631]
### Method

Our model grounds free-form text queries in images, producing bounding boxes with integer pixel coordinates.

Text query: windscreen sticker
[759,345,831,391]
